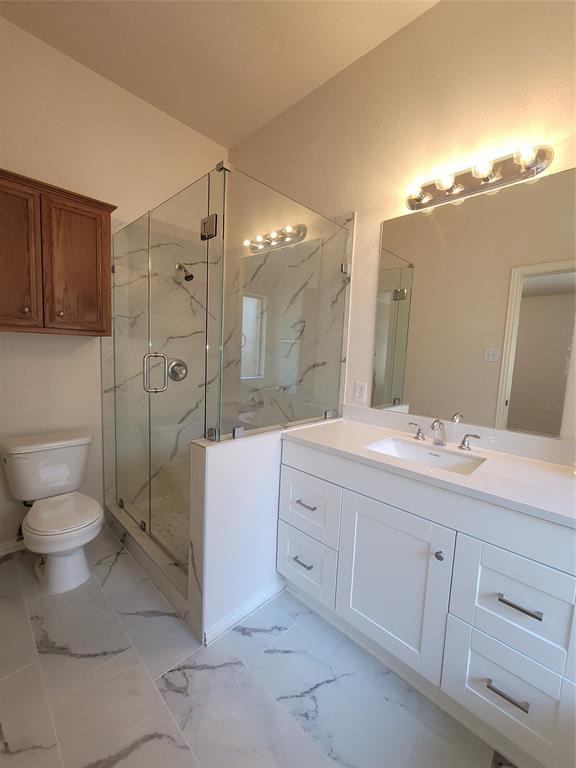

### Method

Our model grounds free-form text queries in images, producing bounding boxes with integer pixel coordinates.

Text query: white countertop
[282,419,576,529]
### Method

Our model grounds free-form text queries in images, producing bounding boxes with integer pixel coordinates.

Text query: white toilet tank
[0,429,92,501]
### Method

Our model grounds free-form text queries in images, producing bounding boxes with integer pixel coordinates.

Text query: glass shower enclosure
[103,164,349,586]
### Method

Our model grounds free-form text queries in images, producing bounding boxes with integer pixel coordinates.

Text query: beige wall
[0,18,225,545]
[507,293,575,437]
[230,0,576,404]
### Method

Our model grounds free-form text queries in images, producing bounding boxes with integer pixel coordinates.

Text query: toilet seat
[25,491,102,535]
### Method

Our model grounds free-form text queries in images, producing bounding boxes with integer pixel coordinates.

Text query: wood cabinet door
[0,178,43,328]
[41,192,111,335]
[336,489,456,685]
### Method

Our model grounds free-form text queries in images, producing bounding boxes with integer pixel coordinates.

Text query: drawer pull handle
[293,555,314,571]
[486,679,530,714]
[497,593,544,622]
[295,499,317,512]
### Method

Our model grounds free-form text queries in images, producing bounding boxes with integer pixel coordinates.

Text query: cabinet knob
[56,311,64,318]
[21,306,30,314]
[434,550,445,561]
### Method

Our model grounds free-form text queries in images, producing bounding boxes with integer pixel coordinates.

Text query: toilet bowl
[0,429,102,595]
[22,491,103,594]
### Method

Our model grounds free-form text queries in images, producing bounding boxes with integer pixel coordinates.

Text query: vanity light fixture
[406,145,553,211]
[243,224,307,253]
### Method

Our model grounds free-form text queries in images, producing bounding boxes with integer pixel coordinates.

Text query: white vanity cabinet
[277,431,576,768]
[336,490,455,685]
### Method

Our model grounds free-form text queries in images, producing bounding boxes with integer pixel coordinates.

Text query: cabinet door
[336,490,455,685]
[0,179,43,328]
[41,192,111,334]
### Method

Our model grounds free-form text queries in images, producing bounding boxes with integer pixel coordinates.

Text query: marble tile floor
[0,535,508,768]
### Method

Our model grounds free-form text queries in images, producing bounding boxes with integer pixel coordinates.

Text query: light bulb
[436,174,455,192]
[257,244,264,250]
[406,182,423,200]
[514,146,537,168]
[271,240,277,246]
[270,231,278,239]
[472,159,494,180]
[285,237,292,242]
[285,225,294,233]
[243,239,250,247]
[256,234,263,243]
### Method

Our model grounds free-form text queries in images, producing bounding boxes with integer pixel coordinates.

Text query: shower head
[175,263,194,282]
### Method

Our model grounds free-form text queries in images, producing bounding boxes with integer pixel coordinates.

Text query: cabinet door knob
[21,306,30,314]
[56,310,64,318]
[434,550,445,561]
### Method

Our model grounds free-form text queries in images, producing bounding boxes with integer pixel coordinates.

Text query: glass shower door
[148,176,211,567]
[113,173,215,569]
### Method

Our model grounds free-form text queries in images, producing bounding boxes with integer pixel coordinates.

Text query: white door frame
[495,260,575,429]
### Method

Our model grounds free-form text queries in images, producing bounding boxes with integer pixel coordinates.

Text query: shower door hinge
[340,262,350,275]
[205,427,218,441]
[393,288,408,301]
[112,263,116,274]
[200,213,218,241]
[140,520,147,532]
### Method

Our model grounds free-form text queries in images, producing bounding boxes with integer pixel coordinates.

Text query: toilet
[0,429,103,594]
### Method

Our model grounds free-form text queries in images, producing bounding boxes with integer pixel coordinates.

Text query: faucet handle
[409,422,425,441]
[451,412,464,423]
[459,433,481,451]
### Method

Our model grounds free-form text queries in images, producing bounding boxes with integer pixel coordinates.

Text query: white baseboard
[204,580,284,645]
[0,539,24,557]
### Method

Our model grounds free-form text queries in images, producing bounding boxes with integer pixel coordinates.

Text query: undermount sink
[364,437,486,476]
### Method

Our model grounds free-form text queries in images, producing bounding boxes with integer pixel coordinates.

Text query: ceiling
[523,272,576,298]
[0,1,437,147]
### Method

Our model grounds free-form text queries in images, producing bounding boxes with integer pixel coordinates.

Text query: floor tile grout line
[0,657,37,685]
[97,563,205,768]
[17,553,66,768]
[218,635,326,765]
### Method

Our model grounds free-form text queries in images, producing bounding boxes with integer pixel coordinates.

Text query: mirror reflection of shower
[175,262,194,281]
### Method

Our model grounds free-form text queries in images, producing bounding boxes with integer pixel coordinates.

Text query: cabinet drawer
[442,616,575,768]
[279,465,342,548]
[451,535,576,676]
[277,520,337,609]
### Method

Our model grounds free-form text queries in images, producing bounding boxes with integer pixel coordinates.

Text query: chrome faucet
[430,418,447,447]
[409,422,425,441]
[459,433,481,451]
[451,412,464,423]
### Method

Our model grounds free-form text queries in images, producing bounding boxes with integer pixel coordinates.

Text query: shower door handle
[143,353,168,393]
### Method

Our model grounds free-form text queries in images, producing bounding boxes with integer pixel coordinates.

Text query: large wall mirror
[372,168,576,439]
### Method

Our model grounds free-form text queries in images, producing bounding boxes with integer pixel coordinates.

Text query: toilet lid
[26,492,103,535]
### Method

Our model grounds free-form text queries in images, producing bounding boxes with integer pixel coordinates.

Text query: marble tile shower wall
[221,232,349,431]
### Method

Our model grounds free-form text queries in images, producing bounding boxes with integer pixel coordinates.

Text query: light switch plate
[483,347,500,362]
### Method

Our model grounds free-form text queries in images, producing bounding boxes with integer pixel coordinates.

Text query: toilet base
[35,546,92,595]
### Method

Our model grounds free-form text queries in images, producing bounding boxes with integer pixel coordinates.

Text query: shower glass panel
[107,164,349,588]
[148,179,210,566]
[219,170,349,434]
[113,213,151,530]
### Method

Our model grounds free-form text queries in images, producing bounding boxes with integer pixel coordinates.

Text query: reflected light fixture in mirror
[243,223,307,253]
[406,145,553,211]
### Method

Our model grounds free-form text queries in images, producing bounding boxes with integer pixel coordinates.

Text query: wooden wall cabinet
[0,169,116,336]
